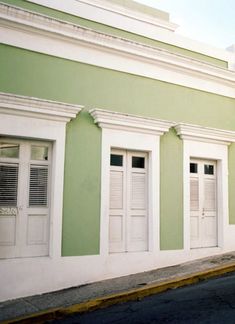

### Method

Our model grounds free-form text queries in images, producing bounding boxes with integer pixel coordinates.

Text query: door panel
[190,216,199,236]
[190,159,217,248]
[27,214,48,245]
[0,213,16,245]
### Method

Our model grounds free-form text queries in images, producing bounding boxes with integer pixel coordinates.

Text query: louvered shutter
[0,163,18,250]
[109,171,123,209]
[0,164,18,206]
[204,179,216,211]
[131,173,146,209]
[190,178,199,211]
[29,166,48,207]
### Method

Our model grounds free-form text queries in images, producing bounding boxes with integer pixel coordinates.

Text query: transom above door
[109,149,148,253]
[190,159,217,249]
[0,138,51,259]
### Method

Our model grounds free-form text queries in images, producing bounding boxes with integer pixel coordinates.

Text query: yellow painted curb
[3,262,235,324]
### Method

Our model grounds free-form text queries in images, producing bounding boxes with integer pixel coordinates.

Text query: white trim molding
[177,122,235,253]
[89,108,173,268]
[77,0,178,32]
[183,140,229,252]
[175,123,235,145]
[227,44,235,71]
[89,109,175,135]
[90,110,164,260]
[0,92,83,122]
[1,3,235,98]
[27,0,233,63]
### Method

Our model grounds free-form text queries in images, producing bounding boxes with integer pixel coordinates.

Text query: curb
[3,262,235,324]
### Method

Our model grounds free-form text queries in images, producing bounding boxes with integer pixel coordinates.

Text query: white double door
[190,159,217,248]
[0,139,50,258]
[109,149,148,253]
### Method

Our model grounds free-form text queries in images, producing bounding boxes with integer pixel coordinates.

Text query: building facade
[0,0,235,301]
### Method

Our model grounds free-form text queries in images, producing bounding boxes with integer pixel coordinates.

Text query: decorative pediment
[175,123,235,145]
[89,108,175,135]
[0,92,83,122]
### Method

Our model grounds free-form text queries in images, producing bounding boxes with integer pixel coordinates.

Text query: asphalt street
[50,272,235,324]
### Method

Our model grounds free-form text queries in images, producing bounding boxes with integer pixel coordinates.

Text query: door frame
[189,158,218,248]
[183,139,229,251]
[100,127,160,257]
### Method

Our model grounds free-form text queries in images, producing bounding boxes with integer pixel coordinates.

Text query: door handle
[17,206,23,212]
[202,208,205,218]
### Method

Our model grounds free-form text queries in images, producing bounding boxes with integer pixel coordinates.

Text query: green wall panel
[1,0,227,68]
[160,129,183,250]
[62,112,101,256]
[229,143,235,224]
[0,44,235,255]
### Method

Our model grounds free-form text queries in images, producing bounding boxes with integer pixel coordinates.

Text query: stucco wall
[0,43,235,255]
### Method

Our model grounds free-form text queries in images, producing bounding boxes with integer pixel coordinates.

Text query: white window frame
[0,92,82,259]
[89,109,175,257]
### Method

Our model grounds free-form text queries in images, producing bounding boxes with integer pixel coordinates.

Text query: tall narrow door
[109,149,148,253]
[190,159,217,248]
[0,140,51,259]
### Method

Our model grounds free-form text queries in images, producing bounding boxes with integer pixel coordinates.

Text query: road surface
[52,272,235,323]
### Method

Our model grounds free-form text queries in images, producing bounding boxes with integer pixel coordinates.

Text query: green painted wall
[229,143,235,224]
[1,0,228,68]
[160,129,183,250]
[62,112,101,255]
[0,44,235,255]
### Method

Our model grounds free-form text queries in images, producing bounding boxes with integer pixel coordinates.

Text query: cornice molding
[76,0,177,32]
[89,109,175,135]
[175,123,235,145]
[0,3,235,98]
[27,0,233,63]
[28,0,177,33]
[0,92,83,122]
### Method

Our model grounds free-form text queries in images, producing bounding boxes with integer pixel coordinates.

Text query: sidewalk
[1,252,235,323]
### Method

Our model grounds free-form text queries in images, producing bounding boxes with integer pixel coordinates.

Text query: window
[190,163,198,174]
[0,139,51,259]
[132,156,145,168]
[110,154,123,166]
[204,164,214,175]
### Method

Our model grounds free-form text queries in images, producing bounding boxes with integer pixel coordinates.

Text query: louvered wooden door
[190,159,217,248]
[109,150,148,253]
[0,139,51,258]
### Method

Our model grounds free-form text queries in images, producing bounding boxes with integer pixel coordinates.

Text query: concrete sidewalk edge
[3,261,235,324]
